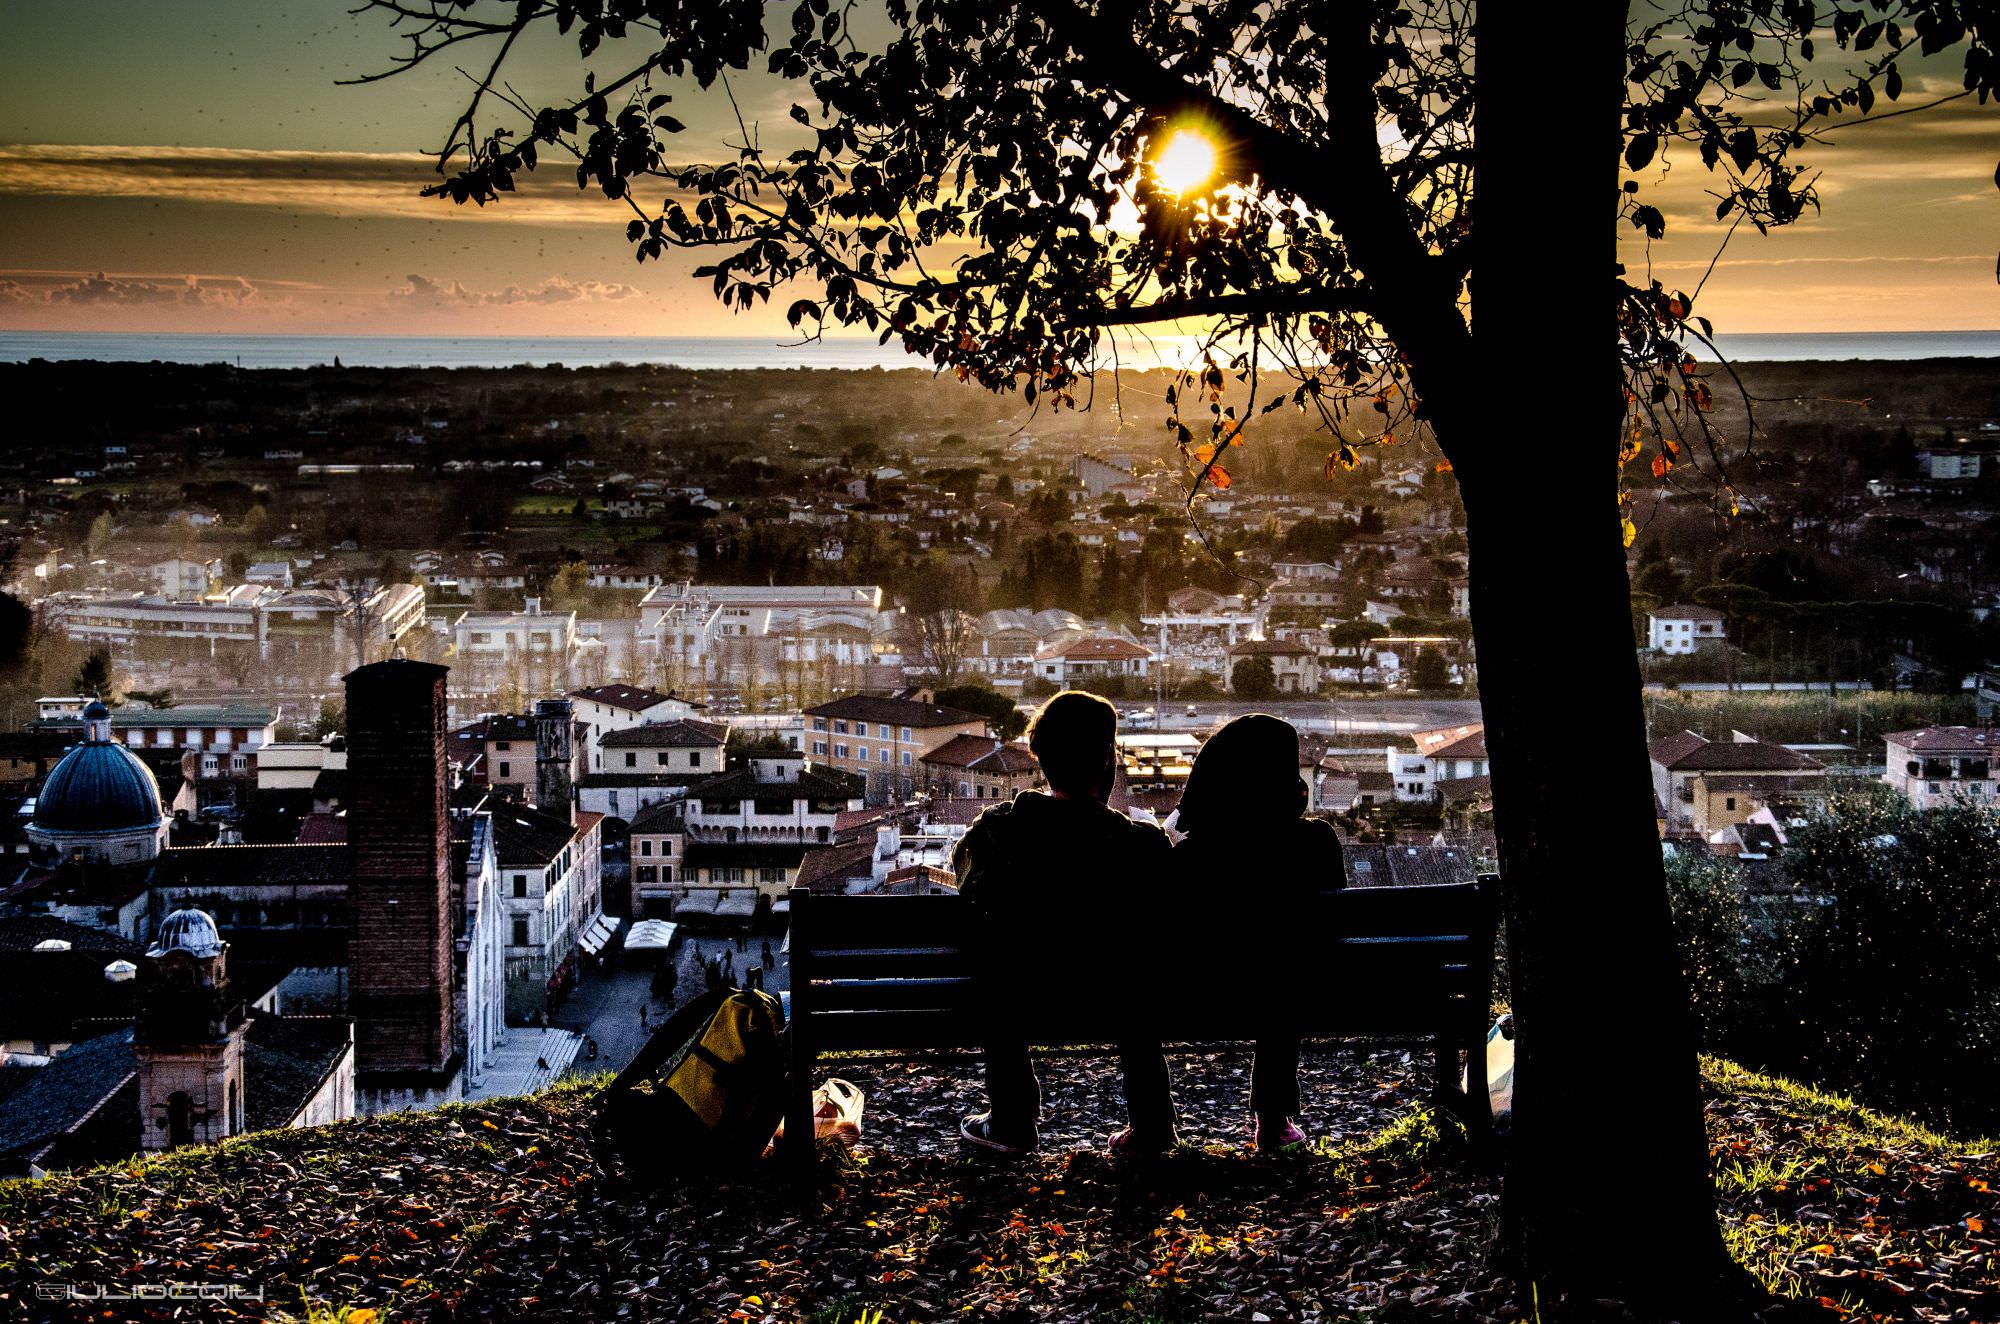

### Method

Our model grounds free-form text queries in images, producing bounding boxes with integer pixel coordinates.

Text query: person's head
[1174,713,1308,836]
[1026,689,1120,801]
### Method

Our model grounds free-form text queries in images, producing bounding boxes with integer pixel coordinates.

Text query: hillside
[1,1050,1994,1323]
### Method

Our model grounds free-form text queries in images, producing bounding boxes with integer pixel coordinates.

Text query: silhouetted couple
[952,690,1345,1157]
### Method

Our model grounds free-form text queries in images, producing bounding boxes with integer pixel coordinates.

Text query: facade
[676,750,864,911]
[918,735,1041,801]
[449,600,578,690]
[1385,723,1491,803]
[628,799,685,917]
[567,682,702,754]
[804,694,989,804]
[1032,636,1153,687]
[1649,730,1826,836]
[1226,638,1320,694]
[1881,726,2000,809]
[592,717,728,776]
[493,803,604,1019]
[1646,604,1727,655]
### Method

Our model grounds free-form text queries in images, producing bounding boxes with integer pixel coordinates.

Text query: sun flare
[1153,130,1217,196]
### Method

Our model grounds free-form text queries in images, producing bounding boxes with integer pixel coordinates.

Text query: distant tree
[126,688,176,710]
[1411,646,1454,692]
[547,559,593,612]
[85,512,114,557]
[313,695,346,740]
[73,647,116,701]
[934,682,1028,743]
[1230,655,1277,701]
[903,559,983,685]
[992,472,1015,499]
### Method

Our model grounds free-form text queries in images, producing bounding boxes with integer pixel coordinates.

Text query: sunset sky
[2,2,1996,341]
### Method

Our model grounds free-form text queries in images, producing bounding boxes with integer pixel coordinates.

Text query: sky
[1,2,1996,341]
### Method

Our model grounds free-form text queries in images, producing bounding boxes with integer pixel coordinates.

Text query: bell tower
[134,909,248,1152]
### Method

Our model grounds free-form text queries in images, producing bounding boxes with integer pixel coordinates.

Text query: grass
[1703,1057,1997,1155]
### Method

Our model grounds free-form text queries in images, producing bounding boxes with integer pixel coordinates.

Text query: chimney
[534,698,576,822]
[344,659,455,1081]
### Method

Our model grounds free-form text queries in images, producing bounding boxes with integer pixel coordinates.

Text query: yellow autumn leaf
[1621,517,1637,549]
[348,1312,380,1324]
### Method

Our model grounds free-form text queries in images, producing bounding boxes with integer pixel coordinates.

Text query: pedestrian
[639,1004,648,1029]
[736,931,747,952]
[762,939,774,968]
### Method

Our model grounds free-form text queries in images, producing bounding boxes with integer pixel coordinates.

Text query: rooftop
[598,719,731,748]
[568,684,688,713]
[1882,726,2000,754]
[805,695,987,728]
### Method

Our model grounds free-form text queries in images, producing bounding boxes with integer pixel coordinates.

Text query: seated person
[1171,714,1345,1151]
[952,690,1174,1155]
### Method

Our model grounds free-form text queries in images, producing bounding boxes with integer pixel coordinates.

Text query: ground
[0,1054,1994,1323]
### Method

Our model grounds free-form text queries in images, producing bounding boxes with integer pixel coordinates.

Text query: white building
[493,803,605,1019]
[1881,726,2000,810]
[1647,604,1727,654]
[450,599,577,688]
[454,808,510,1090]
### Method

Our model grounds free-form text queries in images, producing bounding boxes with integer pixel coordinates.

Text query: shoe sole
[960,1127,1034,1157]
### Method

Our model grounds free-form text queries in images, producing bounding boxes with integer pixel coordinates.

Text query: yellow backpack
[593,987,788,1182]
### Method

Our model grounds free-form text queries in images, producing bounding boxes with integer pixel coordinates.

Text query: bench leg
[783,1037,816,1172]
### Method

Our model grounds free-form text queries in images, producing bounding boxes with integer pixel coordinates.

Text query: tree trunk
[1416,4,1761,1316]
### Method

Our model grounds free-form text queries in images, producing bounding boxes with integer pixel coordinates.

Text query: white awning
[626,919,678,951]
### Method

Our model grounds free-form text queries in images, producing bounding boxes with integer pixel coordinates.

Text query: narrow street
[555,930,790,1080]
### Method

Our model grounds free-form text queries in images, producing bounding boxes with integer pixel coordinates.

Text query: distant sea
[2,328,1998,370]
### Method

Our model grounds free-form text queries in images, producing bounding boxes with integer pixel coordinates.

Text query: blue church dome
[35,708,164,833]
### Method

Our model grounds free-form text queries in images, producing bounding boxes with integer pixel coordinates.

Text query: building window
[959,780,972,797]
[625,752,638,768]
[689,751,702,768]
[495,741,511,751]
[835,720,849,734]
[813,741,827,756]
[512,917,529,946]
[901,751,912,766]
[1725,797,1737,811]
[878,748,890,764]
[759,867,787,884]
[636,865,657,883]
[513,874,528,897]
[640,840,653,856]
[901,726,912,741]
[812,718,827,731]
[498,761,511,778]
[834,744,848,759]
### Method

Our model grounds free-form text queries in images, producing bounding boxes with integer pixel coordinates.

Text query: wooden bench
[781,875,1500,1164]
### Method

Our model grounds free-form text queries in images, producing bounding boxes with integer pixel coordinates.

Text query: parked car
[1184,703,1199,717]
[1127,707,1156,730]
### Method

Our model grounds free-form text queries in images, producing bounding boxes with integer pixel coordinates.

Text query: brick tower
[345,659,460,1110]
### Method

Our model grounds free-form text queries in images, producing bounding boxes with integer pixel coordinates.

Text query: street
[556,929,790,1079]
[1149,697,1483,737]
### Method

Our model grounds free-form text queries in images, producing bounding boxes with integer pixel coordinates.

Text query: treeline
[1666,790,2000,1135]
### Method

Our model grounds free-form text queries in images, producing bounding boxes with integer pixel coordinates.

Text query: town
[1,352,1997,1177]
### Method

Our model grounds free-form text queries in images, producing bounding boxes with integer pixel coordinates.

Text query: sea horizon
[4,327,1999,370]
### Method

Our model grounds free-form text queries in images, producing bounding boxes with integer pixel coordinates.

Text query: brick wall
[345,659,454,1074]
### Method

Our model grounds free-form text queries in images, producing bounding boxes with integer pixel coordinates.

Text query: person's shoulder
[1297,816,1342,847]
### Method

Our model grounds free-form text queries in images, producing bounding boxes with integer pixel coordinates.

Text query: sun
[1153,129,1217,196]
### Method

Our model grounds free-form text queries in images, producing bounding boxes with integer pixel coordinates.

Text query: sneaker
[1254,1117,1307,1152]
[1106,1126,1179,1158]
[960,1112,1037,1156]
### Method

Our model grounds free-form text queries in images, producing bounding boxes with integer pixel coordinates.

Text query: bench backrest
[787,878,1498,1052]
